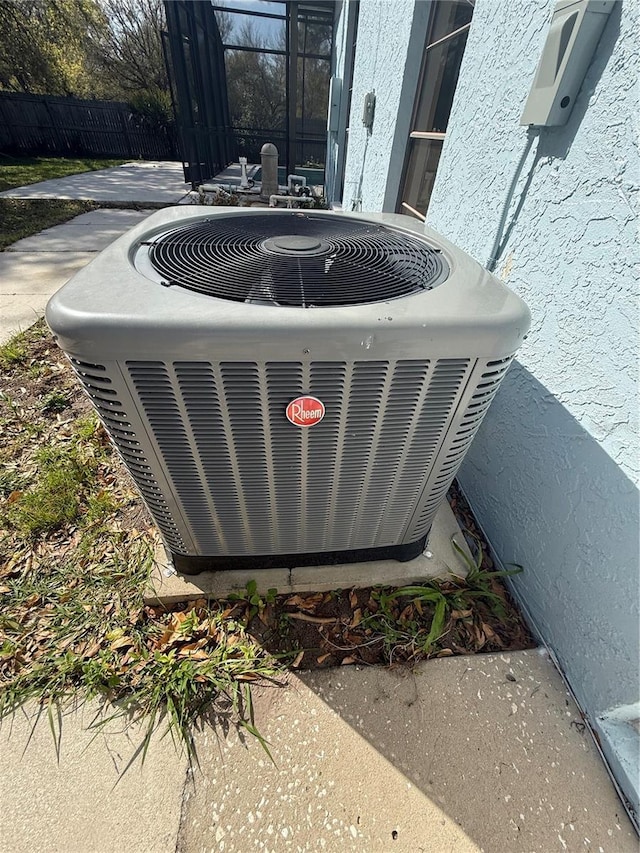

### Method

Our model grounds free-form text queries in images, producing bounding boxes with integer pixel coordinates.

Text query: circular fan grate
[143,213,448,307]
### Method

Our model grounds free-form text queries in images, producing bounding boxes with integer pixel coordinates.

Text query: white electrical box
[520,0,614,127]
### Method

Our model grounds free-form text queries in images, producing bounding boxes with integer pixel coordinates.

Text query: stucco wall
[426,0,639,730]
[340,0,430,210]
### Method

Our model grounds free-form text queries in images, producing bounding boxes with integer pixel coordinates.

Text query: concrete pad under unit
[145,501,472,606]
[176,650,637,853]
[0,700,187,853]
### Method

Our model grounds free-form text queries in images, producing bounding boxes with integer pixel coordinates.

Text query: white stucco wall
[340,0,430,210]
[426,0,638,737]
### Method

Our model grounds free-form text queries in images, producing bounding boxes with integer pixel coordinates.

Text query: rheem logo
[286,396,325,427]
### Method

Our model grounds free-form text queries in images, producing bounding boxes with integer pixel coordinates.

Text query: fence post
[0,97,17,148]
[118,108,134,159]
[41,99,65,154]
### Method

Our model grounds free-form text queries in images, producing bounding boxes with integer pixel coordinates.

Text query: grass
[361,536,524,662]
[0,155,127,192]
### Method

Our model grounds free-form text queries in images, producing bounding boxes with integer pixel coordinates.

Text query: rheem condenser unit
[46,209,530,574]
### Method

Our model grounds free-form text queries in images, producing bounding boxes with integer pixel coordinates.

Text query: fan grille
[143,213,448,307]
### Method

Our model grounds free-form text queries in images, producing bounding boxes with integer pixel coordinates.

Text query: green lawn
[0,155,127,192]
[0,198,99,252]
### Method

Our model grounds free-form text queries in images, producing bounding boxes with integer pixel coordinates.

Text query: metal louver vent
[69,358,186,553]
[123,358,471,556]
[407,355,515,541]
[141,213,448,307]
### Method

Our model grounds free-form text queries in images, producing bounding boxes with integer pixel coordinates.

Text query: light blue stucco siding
[426,0,639,807]
[340,0,431,210]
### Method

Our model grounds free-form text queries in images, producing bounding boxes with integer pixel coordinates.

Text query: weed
[362,536,524,661]
[0,338,28,369]
[229,580,278,620]
[3,445,93,537]
[41,390,70,413]
[0,468,25,498]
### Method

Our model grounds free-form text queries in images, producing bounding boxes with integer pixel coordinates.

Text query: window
[397,1,474,219]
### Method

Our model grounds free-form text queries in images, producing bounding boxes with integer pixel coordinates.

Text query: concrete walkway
[0,651,635,853]
[0,208,153,344]
[0,161,189,206]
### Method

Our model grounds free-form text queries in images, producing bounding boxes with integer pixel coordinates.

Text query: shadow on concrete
[287,356,638,848]
[456,361,639,821]
[460,361,639,718]
[293,650,636,852]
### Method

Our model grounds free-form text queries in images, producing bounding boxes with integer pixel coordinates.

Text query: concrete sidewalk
[1,652,635,853]
[0,207,153,344]
[0,161,189,206]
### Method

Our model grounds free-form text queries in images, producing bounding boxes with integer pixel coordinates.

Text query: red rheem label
[286,396,325,427]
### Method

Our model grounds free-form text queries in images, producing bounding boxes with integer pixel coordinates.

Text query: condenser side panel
[404,355,515,543]
[68,356,196,554]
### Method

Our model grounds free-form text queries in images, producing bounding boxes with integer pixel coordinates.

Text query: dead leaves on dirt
[241,579,534,671]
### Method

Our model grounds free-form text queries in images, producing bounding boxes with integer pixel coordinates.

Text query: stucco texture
[426,0,638,728]
[341,0,426,211]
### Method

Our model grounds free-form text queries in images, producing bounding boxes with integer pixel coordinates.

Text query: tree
[0,0,104,96]
[224,21,286,133]
[90,0,168,96]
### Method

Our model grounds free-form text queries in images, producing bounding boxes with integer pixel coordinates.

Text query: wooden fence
[0,92,178,160]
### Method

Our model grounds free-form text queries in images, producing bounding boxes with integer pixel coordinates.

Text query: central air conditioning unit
[46,209,530,574]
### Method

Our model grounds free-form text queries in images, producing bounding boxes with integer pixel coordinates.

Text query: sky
[214,0,286,45]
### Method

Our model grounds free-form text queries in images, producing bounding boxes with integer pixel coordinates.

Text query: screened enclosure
[163,1,335,187]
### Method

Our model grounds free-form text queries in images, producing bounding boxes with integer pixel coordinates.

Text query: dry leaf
[178,648,209,660]
[341,656,357,666]
[111,636,135,651]
[0,585,11,595]
[7,490,22,504]
[345,632,364,645]
[285,593,323,612]
[349,589,358,608]
[316,653,331,665]
[83,641,102,658]
[399,604,414,622]
[128,608,142,625]
[437,648,454,657]
[291,650,305,668]
[351,608,362,628]
[451,609,472,619]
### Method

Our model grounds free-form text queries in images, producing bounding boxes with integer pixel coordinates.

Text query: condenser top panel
[137,212,449,307]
